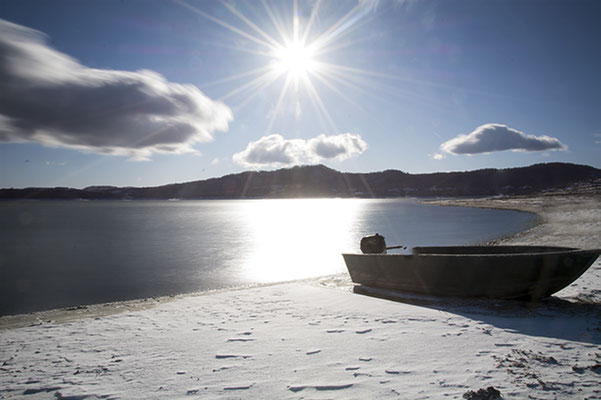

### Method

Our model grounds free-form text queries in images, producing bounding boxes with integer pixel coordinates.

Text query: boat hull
[342,246,601,300]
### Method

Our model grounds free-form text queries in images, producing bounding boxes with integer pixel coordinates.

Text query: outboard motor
[360,233,387,254]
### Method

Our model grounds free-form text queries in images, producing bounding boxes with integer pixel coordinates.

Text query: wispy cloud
[440,123,567,155]
[0,19,232,160]
[233,133,367,168]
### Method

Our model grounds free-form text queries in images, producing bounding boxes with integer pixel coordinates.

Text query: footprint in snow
[355,328,372,334]
[212,366,233,372]
[215,354,251,359]
[385,369,412,375]
[224,384,253,390]
[288,383,353,392]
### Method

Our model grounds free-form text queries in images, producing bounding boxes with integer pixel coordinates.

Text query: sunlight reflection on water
[241,199,363,282]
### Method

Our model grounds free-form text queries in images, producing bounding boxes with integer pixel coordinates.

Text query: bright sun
[272,41,318,79]
[178,0,370,132]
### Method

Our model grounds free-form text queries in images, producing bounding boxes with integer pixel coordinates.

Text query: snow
[1,195,601,399]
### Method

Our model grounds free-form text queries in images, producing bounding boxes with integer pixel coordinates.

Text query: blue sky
[0,0,599,188]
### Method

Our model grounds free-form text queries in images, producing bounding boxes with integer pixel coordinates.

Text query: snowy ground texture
[1,194,600,399]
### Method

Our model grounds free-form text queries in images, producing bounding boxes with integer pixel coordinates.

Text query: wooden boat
[342,246,601,300]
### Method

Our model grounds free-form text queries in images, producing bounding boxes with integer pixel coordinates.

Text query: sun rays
[175,0,380,134]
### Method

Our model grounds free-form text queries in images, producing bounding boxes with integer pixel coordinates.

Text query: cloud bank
[440,124,567,155]
[0,19,232,160]
[233,133,367,168]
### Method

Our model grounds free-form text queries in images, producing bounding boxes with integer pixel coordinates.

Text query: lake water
[0,199,536,315]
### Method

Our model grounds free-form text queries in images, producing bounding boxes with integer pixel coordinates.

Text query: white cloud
[431,153,445,160]
[308,133,367,161]
[233,133,367,168]
[440,123,567,155]
[232,134,306,167]
[0,19,232,160]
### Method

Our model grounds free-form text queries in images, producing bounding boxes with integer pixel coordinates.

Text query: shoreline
[422,198,544,246]
[425,193,601,248]
[0,279,329,331]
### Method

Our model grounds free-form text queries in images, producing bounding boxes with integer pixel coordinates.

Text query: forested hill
[2,162,600,200]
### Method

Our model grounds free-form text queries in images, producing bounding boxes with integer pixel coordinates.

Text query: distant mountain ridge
[2,162,600,200]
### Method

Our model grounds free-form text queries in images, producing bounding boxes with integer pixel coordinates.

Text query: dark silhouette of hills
[1,162,600,200]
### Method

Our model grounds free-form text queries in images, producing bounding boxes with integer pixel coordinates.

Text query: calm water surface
[0,199,536,315]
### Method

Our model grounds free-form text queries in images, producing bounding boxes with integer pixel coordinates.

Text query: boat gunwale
[342,246,601,258]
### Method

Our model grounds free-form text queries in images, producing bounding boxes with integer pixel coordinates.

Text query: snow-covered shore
[1,195,600,399]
